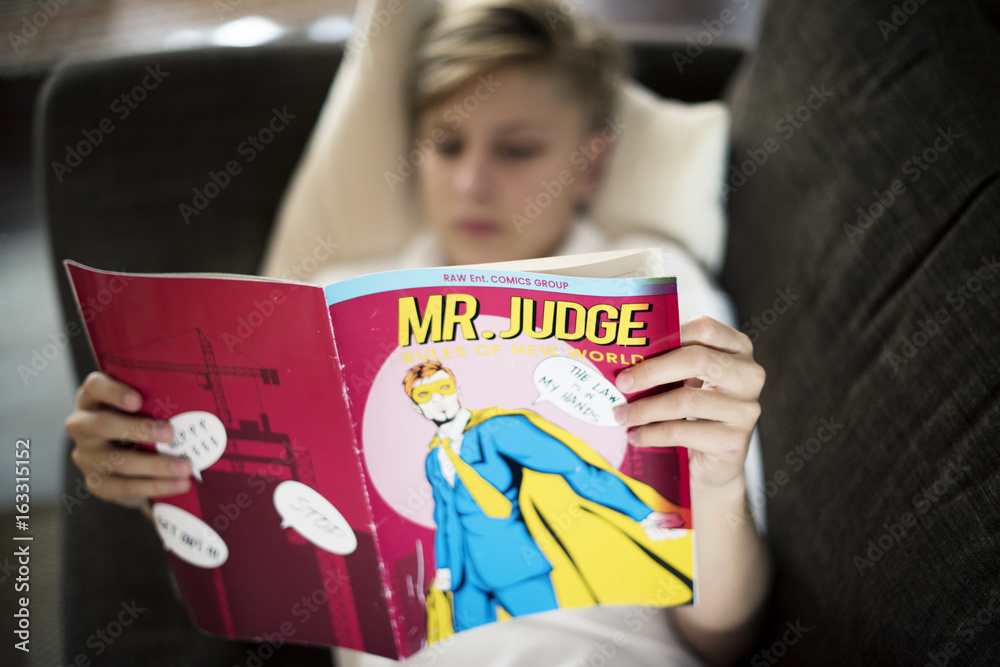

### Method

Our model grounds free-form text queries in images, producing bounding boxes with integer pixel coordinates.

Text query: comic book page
[326,264,695,659]
[64,262,394,656]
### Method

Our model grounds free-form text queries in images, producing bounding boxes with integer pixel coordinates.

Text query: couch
[722,0,1000,664]
[40,0,1000,664]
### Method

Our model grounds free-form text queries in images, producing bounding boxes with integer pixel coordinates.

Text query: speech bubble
[273,481,357,555]
[532,357,626,427]
[156,411,227,482]
[152,503,229,568]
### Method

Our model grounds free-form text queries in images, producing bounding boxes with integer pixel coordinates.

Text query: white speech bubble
[532,357,627,427]
[156,411,227,482]
[152,503,229,568]
[273,481,357,555]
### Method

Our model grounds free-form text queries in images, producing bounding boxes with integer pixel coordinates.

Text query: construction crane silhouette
[103,327,368,648]
[103,327,285,473]
[100,327,354,639]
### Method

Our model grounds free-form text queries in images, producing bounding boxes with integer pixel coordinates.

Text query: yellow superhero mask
[410,378,456,403]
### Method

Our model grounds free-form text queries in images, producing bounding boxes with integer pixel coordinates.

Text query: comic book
[65,249,695,660]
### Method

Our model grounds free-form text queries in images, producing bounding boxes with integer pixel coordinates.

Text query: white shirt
[434,408,472,487]
[319,222,763,666]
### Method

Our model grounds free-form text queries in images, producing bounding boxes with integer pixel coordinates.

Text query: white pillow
[262,0,729,279]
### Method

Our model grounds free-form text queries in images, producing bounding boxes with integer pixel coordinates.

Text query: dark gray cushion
[39,44,343,667]
[723,0,1000,664]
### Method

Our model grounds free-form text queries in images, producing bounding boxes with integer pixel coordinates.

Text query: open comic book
[65,249,695,660]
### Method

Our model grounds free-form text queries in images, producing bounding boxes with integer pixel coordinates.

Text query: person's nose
[453,146,494,205]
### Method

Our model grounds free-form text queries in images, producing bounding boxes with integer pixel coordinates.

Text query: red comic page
[66,262,396,657]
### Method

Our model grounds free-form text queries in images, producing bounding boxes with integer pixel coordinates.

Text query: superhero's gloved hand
[641,511,687,541]
[432,568,453,591]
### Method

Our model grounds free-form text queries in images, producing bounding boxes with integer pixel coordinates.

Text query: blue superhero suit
[425,409,657,631]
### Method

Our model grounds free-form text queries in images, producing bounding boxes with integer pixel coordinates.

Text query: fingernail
[614,405,628,425]
[124,392,142,411]
[155,422,173,442]
[173,477,191,492]
[627,428,638,445]
[616,371,633,392]
[172,458,191,476]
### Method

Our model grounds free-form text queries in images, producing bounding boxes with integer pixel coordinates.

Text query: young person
[66,1,769,664]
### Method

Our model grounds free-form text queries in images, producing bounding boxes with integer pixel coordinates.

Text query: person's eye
[417,391,428,399]
[441,384,451,391]
[499,143,544,159]
[436,139,463,156]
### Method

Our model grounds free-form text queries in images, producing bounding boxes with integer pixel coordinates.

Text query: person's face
[410,370,462,424]
[416,65,604,265]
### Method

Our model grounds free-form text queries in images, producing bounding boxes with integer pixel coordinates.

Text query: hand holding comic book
[615,316,764,490]
[66,371,187,507]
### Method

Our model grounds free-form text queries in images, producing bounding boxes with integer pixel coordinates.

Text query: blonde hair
[403,361,457,396]
[408,0,629,132]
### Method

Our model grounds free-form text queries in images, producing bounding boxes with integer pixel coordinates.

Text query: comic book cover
[65,251,694,661]
[326,264,694,658]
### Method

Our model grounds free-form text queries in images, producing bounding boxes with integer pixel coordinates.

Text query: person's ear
[411,401,423,417]
[574,128,611,207]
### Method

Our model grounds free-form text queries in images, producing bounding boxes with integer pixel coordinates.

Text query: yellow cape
[427,408,694,644]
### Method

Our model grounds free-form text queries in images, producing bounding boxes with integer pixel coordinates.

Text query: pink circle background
[361,316,627,528]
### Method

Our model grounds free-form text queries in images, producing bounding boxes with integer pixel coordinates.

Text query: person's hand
[614,316,764,489]
[432,568,452,591]
[640,511,687,541]
[65,372,192,509]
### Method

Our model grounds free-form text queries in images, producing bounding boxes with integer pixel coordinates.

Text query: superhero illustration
[402,361,695,641]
